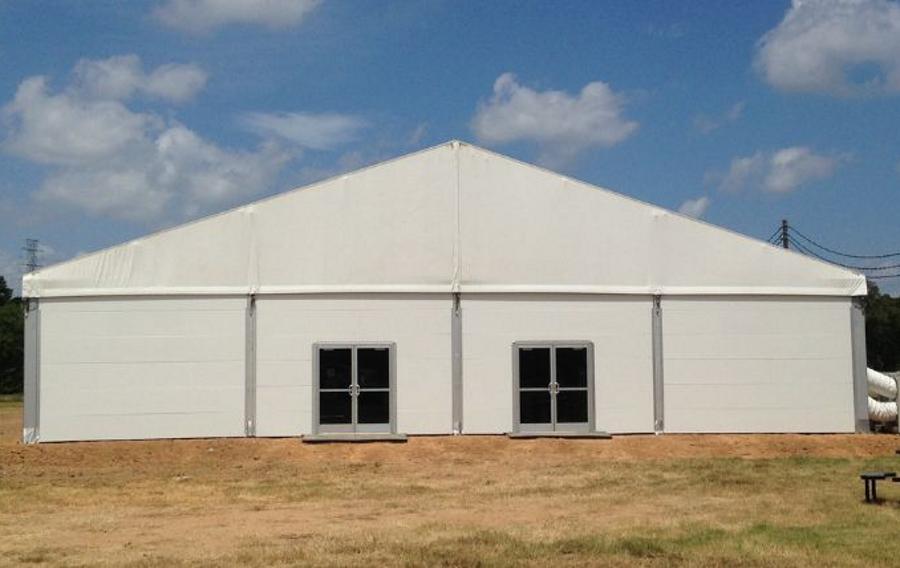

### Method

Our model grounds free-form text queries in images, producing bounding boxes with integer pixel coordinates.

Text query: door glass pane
[358,348,390,389]
[556,347,587,388]
[519,348,550,389]
[520,391,551,424]
[556,390,588,424]
[319,348,351,389]
[319,392,352,424]
[357,391,390,424]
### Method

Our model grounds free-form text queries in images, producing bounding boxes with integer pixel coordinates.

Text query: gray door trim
[244,295,257,437]
[651,295,665,434]
[451,293,462,434]
[850,297,870,433]
[512,341,595,434]
[23,299,40,444]
[312,342,397,435]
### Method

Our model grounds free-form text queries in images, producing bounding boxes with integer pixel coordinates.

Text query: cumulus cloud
[765,147,840,192]
[240,111,367,151]
[471,73,638,166]
[2,56,293,222]
[154,0,320,34]
[72,55,207,102]
[3,76,157,165]
[756,0,900,96]
[677,196,711,219]
[35,128,289,220]
[693,101,745,134]
[710,147,841,194]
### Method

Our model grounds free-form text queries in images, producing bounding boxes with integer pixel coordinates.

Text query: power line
[790,226,900,259]
[788,237,900,278]
[23,238,40,273]
[790,238,900,270]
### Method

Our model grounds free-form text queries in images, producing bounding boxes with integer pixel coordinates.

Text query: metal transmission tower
[781,219,789,250]
[23,238,41,272]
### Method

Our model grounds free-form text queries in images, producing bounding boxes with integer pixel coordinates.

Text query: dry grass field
[2,397,900,566]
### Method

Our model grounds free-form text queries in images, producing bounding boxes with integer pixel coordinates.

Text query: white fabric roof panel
[23,141,866,298]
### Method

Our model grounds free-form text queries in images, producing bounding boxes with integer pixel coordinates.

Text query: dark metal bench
[861,472,897,503]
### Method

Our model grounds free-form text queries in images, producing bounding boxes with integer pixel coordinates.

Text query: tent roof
[24,141,866,298]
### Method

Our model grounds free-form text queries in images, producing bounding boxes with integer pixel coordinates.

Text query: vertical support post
[651,295,665,434]
[244,295,257,437]
[850,297,871,433]
[22,299,40,444]
[781,219,789,249]
[451,292,463,434]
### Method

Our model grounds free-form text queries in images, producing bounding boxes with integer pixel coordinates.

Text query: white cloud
[693,101,745,134]
[72,55,207,103]
[756,0,900,96]
[677,196,711,219]
[765,147,840,193]
[3,57,294,222]
[36,126,289,220]
[710,147,841,194]
[2,55,207,165]
[3,76,158,165]
[471,72,638,166]
[154,0,320,34]
[240,111,367,150]
[716,153,766,193]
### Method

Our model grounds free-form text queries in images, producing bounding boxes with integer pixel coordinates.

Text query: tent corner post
[244,294,257,437]
[651,294,665,434]
[850,297,870,433]
[451,292,463,435]
[22,298,41,444]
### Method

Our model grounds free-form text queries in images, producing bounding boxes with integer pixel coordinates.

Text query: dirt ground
[2,402,900,566]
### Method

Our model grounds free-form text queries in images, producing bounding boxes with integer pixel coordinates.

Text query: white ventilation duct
[867,368,898,423]
[868,368,898,399]
[868,397,898,423]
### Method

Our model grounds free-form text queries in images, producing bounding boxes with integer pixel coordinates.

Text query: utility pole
[23,238,41,272]
[781,219,789,250]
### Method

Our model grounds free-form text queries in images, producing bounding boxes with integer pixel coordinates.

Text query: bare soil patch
[2,403,900,566]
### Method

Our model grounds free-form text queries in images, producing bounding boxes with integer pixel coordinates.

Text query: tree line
[0,275,899,394]
[0,276,24,394]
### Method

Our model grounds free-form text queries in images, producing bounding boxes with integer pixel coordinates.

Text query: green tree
[0,276,11,305]
[864,282,900,372]
[0,276,24,394]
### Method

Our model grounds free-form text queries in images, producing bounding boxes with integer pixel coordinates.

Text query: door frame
[511,341,595,434]
[312,342,397,435]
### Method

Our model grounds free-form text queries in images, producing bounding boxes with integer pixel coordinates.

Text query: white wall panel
[39,297,246,442]
[662,297,854,433]
[460,294,654,434]
[255,294,451,436]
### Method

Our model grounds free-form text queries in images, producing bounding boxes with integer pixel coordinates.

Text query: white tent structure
[22,141,870,443]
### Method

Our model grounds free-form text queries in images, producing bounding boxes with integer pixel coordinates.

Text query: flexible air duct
[867,368,898,400]
[868,397,898,423]
[867,368,899,423]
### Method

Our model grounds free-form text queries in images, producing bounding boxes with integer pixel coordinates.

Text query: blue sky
[1,0,899,293]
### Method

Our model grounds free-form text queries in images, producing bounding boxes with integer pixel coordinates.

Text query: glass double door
[317,345,393,433]
[515,344,593,433]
